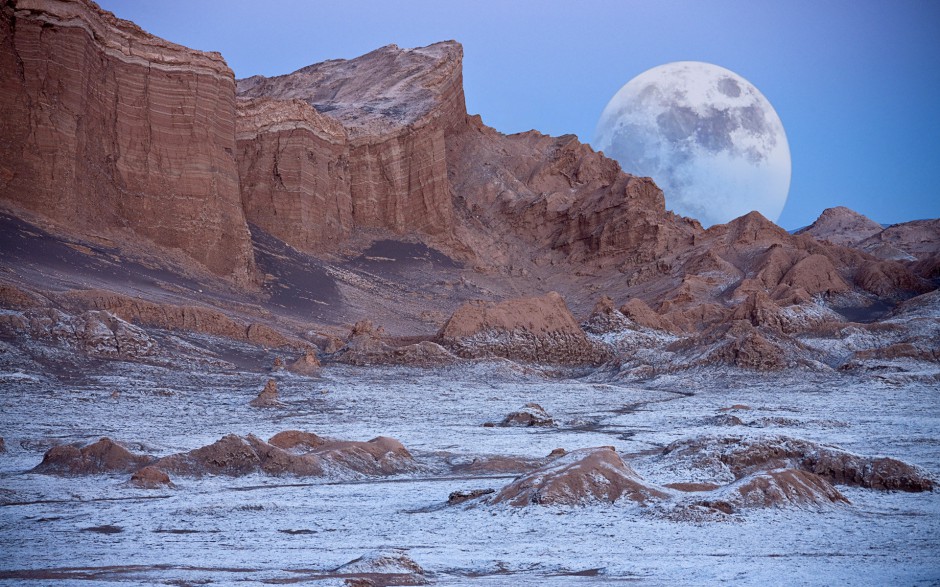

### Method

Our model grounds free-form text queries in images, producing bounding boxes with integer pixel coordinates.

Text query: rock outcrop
[500,403,555,427]
[332,549,428,586]
[716,469,850,510]
[249,379,282,408]
[490,447,668,506]
[334,320,459,366]
[153,432,417,478]
[54,289,304,349]
[33,438,153,475]
[0,0,255,282]
[287,349,321,376]
[1,308,156,358]
[439,292,608,364]
[657,435,934,492]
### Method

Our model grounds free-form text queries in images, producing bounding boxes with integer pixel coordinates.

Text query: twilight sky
[98,0,940,230]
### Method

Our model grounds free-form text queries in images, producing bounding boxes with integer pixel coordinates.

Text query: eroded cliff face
[235,97,352,250]
[0,0,255,283]
[237,42,465,250]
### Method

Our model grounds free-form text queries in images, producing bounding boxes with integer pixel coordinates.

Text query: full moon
[593,62,791,227]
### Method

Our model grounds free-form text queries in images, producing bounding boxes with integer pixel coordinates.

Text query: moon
[593,62,791,227]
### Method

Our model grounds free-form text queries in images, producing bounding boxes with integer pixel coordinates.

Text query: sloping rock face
[0,0,254,283]
[439,292,608,364]
[0,308,156,358]
[491,446,668,506]
[236,42,464,249]
[796,206,885,247]
[53,289,304,350]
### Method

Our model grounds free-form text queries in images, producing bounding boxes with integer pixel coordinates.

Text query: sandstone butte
[1,0,937,357]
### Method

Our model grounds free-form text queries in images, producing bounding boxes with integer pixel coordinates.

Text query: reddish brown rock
[54,289,304,349]
[336,321,459,366]
[267,430,327,452]
[659,435,934,492]
[236,97,352,252]
[8,308,156,357]
[287,349,320,375]
[153,432,417,478]
[237,42,465,247]
[501,403,555,427]
[730,291,786,331]
[0,0,254,282]
[250,379,281,408]
[33,438,153,475]
[619,298,676,332]
[491,447,668,507]
[721,469,849,510]
[333,549,427,586]
[583,296,632,334]
[439,292,608,364]
[129,466,174,489]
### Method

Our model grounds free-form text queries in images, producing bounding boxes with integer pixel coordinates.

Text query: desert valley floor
[1,339,937,586]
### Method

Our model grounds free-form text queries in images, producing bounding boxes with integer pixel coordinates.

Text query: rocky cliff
[0,0,255,283]
[237,42,464,251]
[0,2,936,363]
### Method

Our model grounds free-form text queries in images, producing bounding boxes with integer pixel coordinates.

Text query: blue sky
[98,0,940,229]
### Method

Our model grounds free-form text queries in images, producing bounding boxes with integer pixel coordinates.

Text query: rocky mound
[287,349,321,375]
[490,447,667,506]
[33,438,153,475]
[713,468,849,510]
[656,435,934,492]
[439,292,608,364]
[500,403,555,427]
[129,466,175,489]
[153,432,417,478]
[332,549,427,586]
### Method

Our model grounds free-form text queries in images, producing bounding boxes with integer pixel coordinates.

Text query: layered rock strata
[236,42,464,250]
[0,0,255,282]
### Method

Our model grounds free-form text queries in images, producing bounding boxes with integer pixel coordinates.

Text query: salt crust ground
[0,354,938,585]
